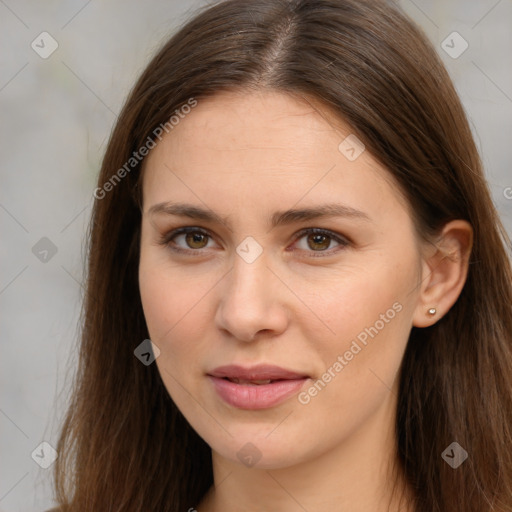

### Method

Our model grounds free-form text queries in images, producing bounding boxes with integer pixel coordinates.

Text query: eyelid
[158,226,350,256]
[289,227,350,255]
[158,227,216,255]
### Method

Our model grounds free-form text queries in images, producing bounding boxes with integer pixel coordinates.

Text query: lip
[207,364,310,410]
[208,364,309,381]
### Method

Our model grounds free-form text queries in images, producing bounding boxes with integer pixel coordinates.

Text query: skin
[138,89,473,512]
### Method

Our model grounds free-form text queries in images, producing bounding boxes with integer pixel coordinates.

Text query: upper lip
[208,364,309,381]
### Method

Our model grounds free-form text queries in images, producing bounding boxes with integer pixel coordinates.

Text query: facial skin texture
[138,89,473,512]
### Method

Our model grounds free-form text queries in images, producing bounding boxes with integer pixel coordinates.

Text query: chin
[206,429,311,470]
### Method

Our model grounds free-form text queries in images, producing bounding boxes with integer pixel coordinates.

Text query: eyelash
[157,226,350,258]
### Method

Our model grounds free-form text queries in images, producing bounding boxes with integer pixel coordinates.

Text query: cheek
[139,245,206,341]
[138,248,223,389]
[293,282,413,449]
[301,255,414,343]
[139,260,175,342]
[303,248,418,392]
[139,254,220,435]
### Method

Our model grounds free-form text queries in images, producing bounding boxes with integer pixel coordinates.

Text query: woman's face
[139,89,426,469]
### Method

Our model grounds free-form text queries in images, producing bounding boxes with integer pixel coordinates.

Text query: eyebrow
[148,201,371,229]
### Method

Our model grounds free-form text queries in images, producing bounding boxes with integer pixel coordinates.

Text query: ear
[412,220,473,328]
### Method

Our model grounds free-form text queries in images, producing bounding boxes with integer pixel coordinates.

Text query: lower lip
[208,376,309,410]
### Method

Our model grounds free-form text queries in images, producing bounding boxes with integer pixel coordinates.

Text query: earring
[428,307,437,315]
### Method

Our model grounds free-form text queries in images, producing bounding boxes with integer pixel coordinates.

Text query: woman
[51,0,512,510]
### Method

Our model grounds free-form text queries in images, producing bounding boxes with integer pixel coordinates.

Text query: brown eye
[292,228,349,256]
[184,231,209,249]
[160,227,216,254]
[306,233,331,251]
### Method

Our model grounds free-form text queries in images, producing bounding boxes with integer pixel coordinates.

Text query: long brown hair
[52,0,512,510]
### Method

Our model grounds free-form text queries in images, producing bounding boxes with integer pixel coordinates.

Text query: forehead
[149,89,349,160]
[141,89,410,221]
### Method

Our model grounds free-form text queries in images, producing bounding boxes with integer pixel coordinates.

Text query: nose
[214,252,289,343]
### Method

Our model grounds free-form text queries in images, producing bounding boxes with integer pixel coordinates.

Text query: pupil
[186,232,207,248]
[309,233,329,250]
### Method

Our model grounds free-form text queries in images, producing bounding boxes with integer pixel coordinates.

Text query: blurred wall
[0,1,510,510]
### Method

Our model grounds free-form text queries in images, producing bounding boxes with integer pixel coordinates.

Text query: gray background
[1,0,511,510]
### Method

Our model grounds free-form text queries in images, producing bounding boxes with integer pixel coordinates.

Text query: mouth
[207,364,310,409]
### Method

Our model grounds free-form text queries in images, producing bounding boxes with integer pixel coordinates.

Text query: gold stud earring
[428,307,437,315]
